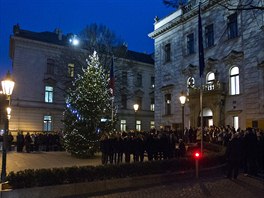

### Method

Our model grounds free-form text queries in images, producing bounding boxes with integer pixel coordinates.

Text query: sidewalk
[1,151,102,173]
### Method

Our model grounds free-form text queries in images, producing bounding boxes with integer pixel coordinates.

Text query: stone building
[149,0,264,130]
[8,25,154,134]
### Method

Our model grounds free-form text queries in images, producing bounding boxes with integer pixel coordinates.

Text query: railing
[189,81,224,95]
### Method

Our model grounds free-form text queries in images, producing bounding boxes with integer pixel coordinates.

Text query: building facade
[8,25,154,134]
[149,0,264,130]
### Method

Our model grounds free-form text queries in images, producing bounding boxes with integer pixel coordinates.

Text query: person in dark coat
[178,139,186,157]
[225,132,242,179]
[243,128,258,176]
[24,132,32,153]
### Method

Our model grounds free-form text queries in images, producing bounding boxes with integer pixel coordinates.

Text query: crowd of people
[99,126,264,178]
[99,130,187,165]
[0,125,263,178]
[2,132,63,153]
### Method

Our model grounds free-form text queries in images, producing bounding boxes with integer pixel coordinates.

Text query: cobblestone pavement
[89,175,264,198]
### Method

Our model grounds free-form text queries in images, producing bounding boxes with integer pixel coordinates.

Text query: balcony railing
[189,81,225,95]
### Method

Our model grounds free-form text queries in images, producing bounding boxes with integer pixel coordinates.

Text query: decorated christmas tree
[63,51,113,158]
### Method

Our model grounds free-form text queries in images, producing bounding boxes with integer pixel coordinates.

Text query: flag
[109,57,114,96]
[198,2,205,77]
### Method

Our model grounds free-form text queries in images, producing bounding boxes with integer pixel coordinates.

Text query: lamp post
[179,91,186,139]
[1,71,15,183]
[133,104,139,131]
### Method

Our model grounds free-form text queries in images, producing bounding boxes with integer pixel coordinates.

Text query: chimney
[13,24,20,35]
[54,28,62,40]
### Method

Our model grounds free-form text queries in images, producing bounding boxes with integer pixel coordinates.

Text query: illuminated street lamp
[69,35,80,46]
[179,91,186,137]
[133,104,139,131]
[1,71,15,183]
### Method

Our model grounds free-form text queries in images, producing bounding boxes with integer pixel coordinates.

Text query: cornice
[149,0,224,39]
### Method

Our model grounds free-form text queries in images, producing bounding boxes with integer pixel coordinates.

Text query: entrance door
[198,108,213,127]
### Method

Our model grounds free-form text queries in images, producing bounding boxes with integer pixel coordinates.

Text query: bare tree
[163,0,188,9]
[219,0,264,11]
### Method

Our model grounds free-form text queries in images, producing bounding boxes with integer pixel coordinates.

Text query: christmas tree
[63,51,113,158]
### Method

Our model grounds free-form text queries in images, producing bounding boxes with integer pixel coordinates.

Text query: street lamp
[133,104,139,131]
[179,91,186,139]
[1,71,15,183]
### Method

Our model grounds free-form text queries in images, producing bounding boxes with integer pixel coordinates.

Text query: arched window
[206,72,215,84]
[206,72,215,90]
[230,66,240,95]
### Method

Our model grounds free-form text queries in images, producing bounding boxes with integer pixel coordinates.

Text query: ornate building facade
[9,25,154,134]
[149,0,264,130]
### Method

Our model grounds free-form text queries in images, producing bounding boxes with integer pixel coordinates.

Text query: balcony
[189,81,225,97]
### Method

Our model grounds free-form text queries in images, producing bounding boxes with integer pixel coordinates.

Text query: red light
[194,151,201,159]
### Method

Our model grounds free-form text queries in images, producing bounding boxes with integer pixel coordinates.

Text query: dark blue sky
[0,0,174,78]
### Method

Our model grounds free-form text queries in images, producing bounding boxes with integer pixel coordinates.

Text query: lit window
[187,33,194,55]
[150,121,155,129]
[228,13,238,39]
[136,120,141,131]
[44,115,52,131]
[230,66,240,95]
[207,72,215,84]
[120,120,126,132]
[150,97,155,111]
[164,43,171,62]
[45,86,53,103]
[206,72,215,90]
[68,63,75,77]
[233,116,239,131]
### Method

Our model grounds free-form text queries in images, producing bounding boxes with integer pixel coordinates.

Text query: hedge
[6,143,226,189]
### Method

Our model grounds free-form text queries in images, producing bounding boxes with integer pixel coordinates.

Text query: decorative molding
[223,50,244,66]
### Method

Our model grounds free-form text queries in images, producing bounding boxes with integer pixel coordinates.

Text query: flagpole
[200,75,203,154]
[198,1,205,154]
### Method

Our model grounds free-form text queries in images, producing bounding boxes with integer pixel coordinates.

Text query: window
[121,94,127,109]
[44,115,52,131]
[151,76,155,88]
[68,63,75,78]
[150,121,155,129]
[47,58,55,75]
[150,97,155,111]
[122,71,128,85]
[136,97,142,110]
[205,24,214,48]
[187,77,195,88]
[136,73,142,87]
[206,72,215,90]
[120,120,127,132]
[230,66,240,95]
[136,120,141,131]
[187,33,194,55]
[233,116,239,131]
[45,86,53,103]
[228,13,238,39]
[207,72,215,84]
[165,94,171,115]
[164,43,171,62]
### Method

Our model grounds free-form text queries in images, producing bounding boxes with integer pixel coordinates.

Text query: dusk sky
[0,0,175,78]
